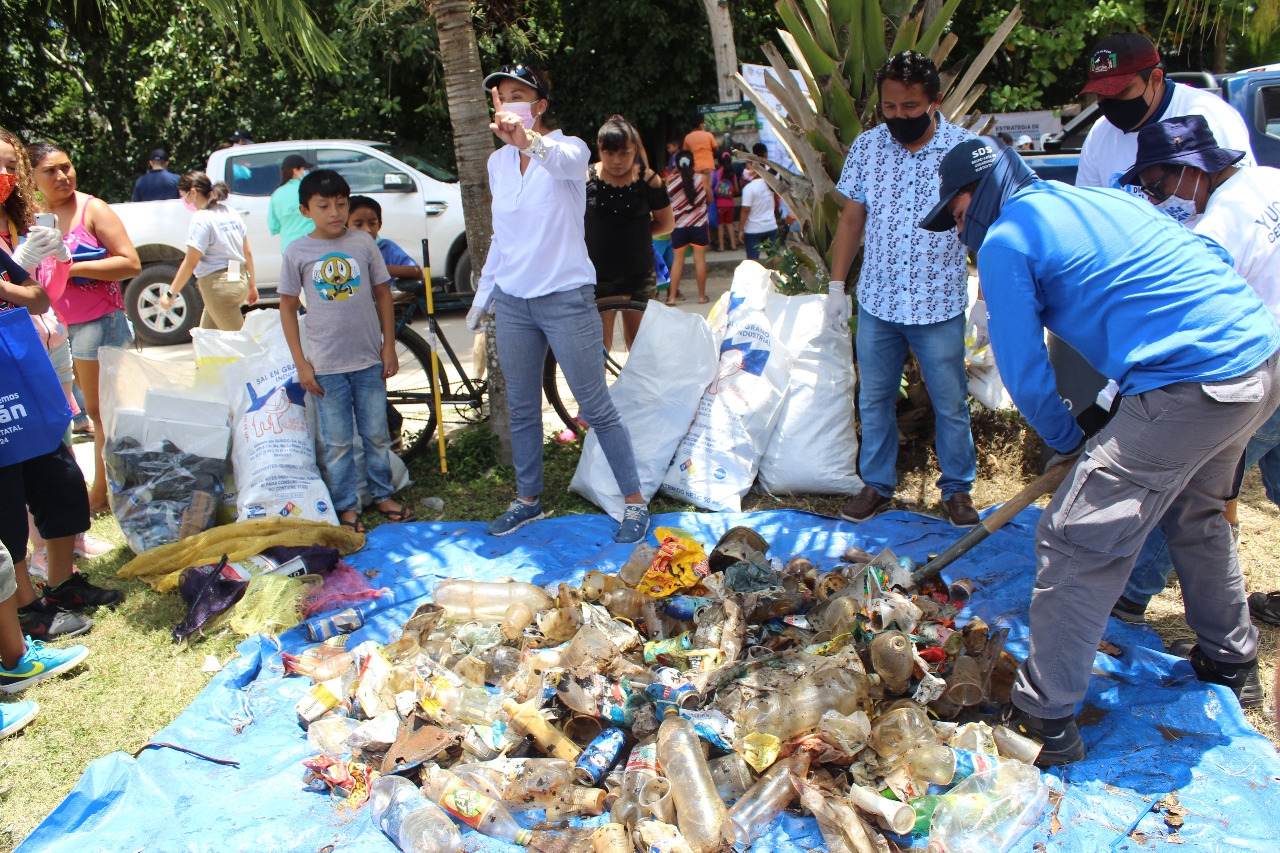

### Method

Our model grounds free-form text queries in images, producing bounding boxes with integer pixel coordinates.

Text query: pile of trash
[285,526,1053,853]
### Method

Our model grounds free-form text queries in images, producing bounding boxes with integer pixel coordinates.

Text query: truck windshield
[371,144,457,182]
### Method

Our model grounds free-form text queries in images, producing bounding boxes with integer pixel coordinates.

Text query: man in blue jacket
[130,149,180,202]
[920,138,1280,766]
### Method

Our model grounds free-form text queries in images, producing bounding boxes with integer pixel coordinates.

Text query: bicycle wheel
[543,298,650,437]
[387,325,444,462]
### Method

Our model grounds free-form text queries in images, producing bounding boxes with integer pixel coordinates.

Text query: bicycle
[389,279,650,462]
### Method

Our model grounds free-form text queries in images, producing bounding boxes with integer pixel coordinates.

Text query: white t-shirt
[1077,82,1254,195]
[741,177,777,234]
[1195,166,1280,324]
[187,204,248,278]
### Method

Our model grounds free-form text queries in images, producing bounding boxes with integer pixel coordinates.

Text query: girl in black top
[585,115,674,350]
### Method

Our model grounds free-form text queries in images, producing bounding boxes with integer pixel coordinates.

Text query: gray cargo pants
[1012,351,1280,719]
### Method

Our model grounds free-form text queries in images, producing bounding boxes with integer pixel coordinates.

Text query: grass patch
[2,413,1276,849]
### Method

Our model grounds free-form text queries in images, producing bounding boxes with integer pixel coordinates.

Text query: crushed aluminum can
[645,667,697,713]
[661,596,715,621]
[575,726,628,785]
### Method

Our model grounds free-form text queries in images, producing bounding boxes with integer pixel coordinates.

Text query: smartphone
[34,213,56,229]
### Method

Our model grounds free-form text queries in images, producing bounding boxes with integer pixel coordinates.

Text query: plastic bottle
[432,579,554,621]
[422,765,533,846]
[370,775,463,853]
[745,589,813,622]
[992,725,1042,765]
[453,758,580,812]
[501,603,535,641]
[706,753,755,802]
[847,784,916,835]
[724,751,810,845]
[655,709,729,853]
[738,668,871,741]
[502,698,582,760]
[600,588,647,622]
[870,630,914,695]
[581,570,625,601]
[905,743,1007,785]
[421,681,503,726]
[868,705,937,759]
[611,739,660,826]
[919,761,1048,853]
[619,543,658,587]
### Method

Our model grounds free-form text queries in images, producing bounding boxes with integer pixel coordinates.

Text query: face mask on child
[503,101,538,130]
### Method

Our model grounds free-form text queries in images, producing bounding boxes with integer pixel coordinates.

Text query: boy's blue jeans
[1120,402,1280,608]
[856,306,976,500]
[315,363,396,513]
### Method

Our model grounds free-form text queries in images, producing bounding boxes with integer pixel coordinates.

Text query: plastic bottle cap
[662,706,679,717]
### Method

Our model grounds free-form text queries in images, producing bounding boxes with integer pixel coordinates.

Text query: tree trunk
[430,0,512,464]
[701,0,739,103]
[1213,21,1228,76]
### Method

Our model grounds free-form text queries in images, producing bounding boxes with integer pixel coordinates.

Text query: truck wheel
[452,249,474,295]
[125,263,202,347]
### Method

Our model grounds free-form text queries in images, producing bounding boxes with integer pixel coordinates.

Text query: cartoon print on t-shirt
[311,252,363,301]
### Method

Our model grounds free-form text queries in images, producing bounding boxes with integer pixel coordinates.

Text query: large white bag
[570,301,717,520]
[660,262,793,511]
[757,292,863,495]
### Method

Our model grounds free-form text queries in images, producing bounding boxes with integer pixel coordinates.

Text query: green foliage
[986,82,1045,111]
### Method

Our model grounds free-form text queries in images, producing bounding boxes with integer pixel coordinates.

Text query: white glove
[824,280,850,334]
[466,302,489,334]
[11,227,63,271]
[968,298,990,351]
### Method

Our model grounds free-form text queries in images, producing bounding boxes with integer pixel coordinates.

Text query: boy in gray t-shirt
[278,169,415,531]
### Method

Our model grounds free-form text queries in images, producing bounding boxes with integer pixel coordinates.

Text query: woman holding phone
[464,64,649,543]
[29,141,142,515]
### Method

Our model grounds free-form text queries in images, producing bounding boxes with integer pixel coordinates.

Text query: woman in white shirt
[158,172,257,331]
[465,64,649,543]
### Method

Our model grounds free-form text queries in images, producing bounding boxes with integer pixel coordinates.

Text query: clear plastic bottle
[724,751,810,845]
[452,758,578,811]
[432,579,554,621]
[868,705,937,759]
[581,570,625,601]
[656,709,729,853]
[619,543,658,587]
[611,739,660,827]
[706,753,754,801]
[537,605,583,643]
[370,775,463,853]
[421,681,503,726]
[600,589,647,622]
[422,765,533,846]
[738,668,871,741]
[501,603,535,642]
[870,630,914,695]
[905,743,1006,785]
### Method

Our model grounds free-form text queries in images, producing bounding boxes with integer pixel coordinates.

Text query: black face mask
[884,110,934,145]
[1098,88,1153,133]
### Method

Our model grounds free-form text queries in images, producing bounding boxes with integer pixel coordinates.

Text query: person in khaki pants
[158,171,257,330]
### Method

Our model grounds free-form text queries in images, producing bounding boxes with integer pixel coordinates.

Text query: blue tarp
[18,509,1280,852]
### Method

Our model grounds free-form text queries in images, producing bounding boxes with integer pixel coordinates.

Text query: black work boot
[1005,707,1085,767]
[1188,645,1263,709]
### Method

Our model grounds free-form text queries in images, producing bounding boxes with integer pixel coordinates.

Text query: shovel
[878,460,1075,592]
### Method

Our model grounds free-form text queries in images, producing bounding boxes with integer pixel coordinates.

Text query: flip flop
[379,506,416,523]
[339,518,365,534]
[698,296,710,304]
[665,301,678,307]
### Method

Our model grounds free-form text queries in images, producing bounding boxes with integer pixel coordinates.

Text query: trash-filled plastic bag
[99,347,231,554]
[570,301,717,520]
[660,262,792,511]
[923,761,1049,853]
[757,291,862,495]
[225,320,338,524]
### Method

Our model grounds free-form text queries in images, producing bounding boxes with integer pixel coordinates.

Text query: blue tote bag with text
[0,308,72,467]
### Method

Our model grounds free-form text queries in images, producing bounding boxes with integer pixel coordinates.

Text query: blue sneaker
[0,640,89,694]
[615,504,650,544]
[488,499,546,536]
[0,700,38,738]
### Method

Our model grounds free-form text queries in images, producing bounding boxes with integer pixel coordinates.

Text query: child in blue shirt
[347,196,423,282]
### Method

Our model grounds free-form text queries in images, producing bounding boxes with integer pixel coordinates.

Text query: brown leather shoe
[944,492,980,528]
[841,486,891,522]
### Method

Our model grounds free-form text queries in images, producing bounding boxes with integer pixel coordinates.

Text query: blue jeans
[493,284,641,499]
[855,306,975,499]
[1121,401,1280,608]
[743,229,778,261]
[315,363,395,513]
[68,310,131,360]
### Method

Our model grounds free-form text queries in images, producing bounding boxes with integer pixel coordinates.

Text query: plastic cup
[947,655,984,706]
[638,776,676,823]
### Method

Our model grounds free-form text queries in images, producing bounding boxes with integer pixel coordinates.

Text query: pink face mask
[503,101,537,130]
[182,193,198,212]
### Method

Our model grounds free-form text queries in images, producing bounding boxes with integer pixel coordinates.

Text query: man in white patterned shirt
[825,51,980,527]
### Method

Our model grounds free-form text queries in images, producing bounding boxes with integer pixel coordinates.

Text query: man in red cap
[1076,32,1253,192]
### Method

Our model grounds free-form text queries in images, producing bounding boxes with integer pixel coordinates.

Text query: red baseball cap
[1079,33,1161,98]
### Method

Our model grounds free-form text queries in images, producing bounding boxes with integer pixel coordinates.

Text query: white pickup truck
[111,140,472,345]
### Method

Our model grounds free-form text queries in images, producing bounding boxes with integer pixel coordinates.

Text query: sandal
[378,505,416,523]
[698,296,710,304]
[665,300,678,307]
[339,518,366,534]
